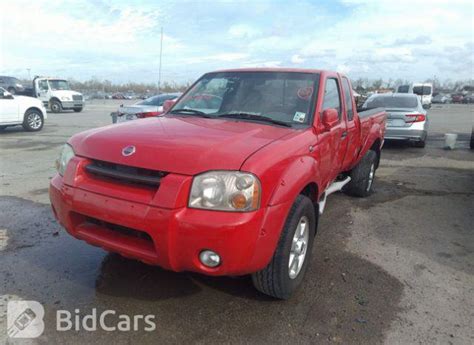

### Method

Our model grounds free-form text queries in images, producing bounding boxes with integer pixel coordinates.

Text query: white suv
[0,87,47,131]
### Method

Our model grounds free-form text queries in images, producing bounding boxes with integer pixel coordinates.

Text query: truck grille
[85,160,167,187]
[72,95,83,101]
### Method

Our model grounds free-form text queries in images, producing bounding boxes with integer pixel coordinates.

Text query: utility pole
[26,68,31,80]
[157,27,163,94]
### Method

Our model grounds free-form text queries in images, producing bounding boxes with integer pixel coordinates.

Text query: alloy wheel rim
[28,113,42,129]
[367,164,375,191]
[289,216,309,279]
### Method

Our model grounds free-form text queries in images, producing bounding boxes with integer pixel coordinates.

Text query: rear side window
[322,78,341,119]
[342,78,353,120]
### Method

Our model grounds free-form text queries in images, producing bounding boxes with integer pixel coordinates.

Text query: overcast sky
[1,0,472,84]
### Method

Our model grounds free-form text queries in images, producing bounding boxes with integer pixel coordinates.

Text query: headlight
[55,144,75,176]
[189,171,261,212]
[61,96,71,101]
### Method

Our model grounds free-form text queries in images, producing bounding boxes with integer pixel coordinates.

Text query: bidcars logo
[122,145,136,157]
[7,300,45,338]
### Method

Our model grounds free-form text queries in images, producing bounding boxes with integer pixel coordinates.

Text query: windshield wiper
[169,108,212,118]
[217,112,292,127]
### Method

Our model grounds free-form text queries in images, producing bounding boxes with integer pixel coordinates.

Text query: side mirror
[163,99,177,113]
[321,108,339,130]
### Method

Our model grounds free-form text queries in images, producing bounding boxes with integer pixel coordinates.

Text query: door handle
[341,131,348,139]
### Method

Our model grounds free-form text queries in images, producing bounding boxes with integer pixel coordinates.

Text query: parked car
[432,94,449,104]
[461,94,474,104]
[451,94,464,103]
[112,93,126,100]
[362,93,428,147]
[0,87,47,131]
[0,76,25,95]
[50,68,386,299]
[113,93,182,123]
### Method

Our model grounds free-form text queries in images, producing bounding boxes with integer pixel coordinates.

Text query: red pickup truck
[50,68,386,299]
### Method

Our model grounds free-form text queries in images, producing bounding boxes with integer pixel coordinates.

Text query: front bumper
[49,164,290,276]
[61,101,84,109]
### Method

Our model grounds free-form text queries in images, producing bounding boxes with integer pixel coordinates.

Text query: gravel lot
[0,101,473,344]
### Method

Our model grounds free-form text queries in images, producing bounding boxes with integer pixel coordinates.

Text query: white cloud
[291,55,305,64]
[228,24,260,39]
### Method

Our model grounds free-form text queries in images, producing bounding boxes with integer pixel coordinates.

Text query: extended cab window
[38,80,49,91]
[322,78,341,119]
[342,78,354,121]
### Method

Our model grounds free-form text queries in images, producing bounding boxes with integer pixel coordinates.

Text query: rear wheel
[7,87,16,95]
[344,150,377,197]
[22,109,44,131]
[252,195,316,299]
[50,100,62,113]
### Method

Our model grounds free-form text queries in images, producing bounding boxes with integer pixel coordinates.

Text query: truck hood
[69,116,293,175]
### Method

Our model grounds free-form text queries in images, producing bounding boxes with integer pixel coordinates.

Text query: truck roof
[211,67,328,75]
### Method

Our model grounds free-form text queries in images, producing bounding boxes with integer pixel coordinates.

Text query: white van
[397,83,433,108]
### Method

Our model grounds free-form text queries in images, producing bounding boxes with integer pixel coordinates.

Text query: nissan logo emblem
[122,145,136,156]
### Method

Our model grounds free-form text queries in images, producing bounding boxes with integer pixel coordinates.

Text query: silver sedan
[362,93,429,147]
[113,93,182,123]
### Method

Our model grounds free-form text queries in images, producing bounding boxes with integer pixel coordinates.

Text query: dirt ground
[0,101,473,344]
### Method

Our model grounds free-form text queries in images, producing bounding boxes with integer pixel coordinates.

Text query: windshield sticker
[297,87,313,100]
[293,112,306,123]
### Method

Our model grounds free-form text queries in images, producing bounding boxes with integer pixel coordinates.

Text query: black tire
[50,100,62,113]
[252,195,316,299]
[73,107,83,112]
[470,130,474,150]
[0,125,7,131]
[413,140,426,148]
[22,109,44,131]
[7,87,16,95]
[343,150,377,197]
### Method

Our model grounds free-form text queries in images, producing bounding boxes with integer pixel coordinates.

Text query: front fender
[268,155,321,206]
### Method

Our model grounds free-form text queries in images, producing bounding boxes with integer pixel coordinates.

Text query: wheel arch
[24,106,45,119]
[49,97,61,104]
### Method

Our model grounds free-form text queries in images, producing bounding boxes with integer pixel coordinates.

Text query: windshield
[413,86,432,96]
[48,80,70,91]
[363,95,418,109]
[138,94,179,106]
[170,71,320,126]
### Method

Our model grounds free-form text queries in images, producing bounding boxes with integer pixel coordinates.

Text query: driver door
[36,80,50,105]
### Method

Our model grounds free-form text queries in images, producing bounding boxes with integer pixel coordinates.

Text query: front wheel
[344,150,377,197]
[22,109,44,131]
[73,107,83,112]
[252,195,316,299]
[50,100,62,113]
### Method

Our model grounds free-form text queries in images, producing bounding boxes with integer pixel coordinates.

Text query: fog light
[199,250,221,268]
